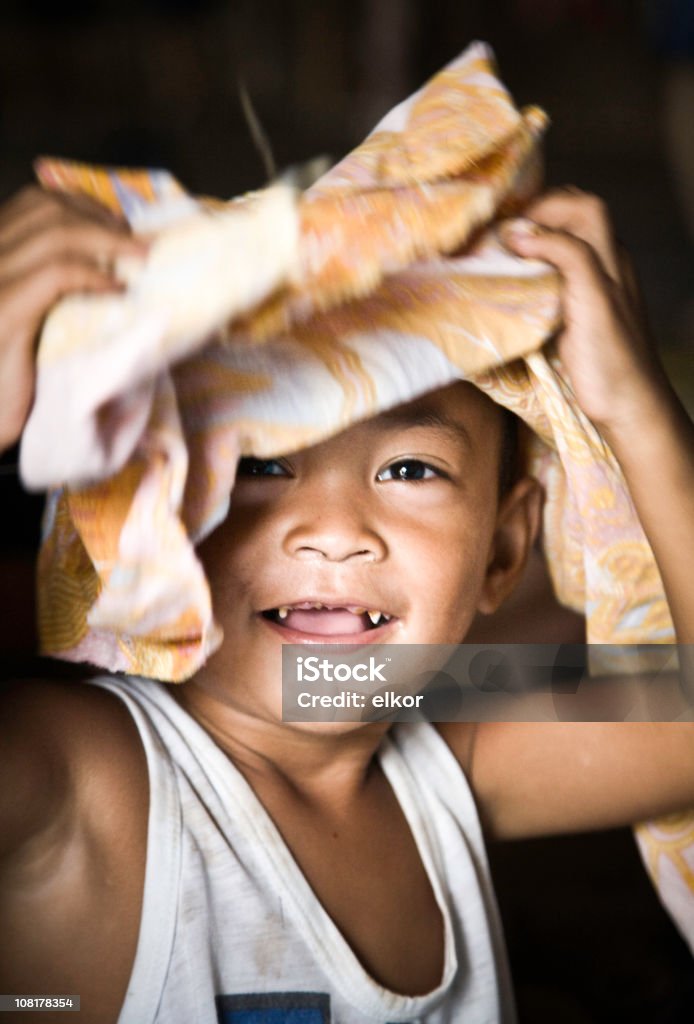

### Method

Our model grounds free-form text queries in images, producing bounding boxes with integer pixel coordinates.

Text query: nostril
[286,529,386,562]
[294,546,326,560]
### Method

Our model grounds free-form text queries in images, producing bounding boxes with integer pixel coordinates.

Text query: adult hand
[0,185,147,453]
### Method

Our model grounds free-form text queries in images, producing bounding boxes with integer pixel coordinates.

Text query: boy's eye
[376,459,441,482]
[237,457,290,478]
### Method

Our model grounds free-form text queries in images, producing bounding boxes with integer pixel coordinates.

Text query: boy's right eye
[236,457,290,478]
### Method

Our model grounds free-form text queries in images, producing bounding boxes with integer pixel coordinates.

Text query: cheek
[197,509,266,611]
[427,544,488,635]
[402,509,493,640]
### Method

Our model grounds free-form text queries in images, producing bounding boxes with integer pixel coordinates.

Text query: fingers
[2,259,125,323]
[500,216,613,307]
[0,259,124,363]
[520,186,622,283]
[500,192,647,339]
[0,256,124,452]
[0,184,146,453]
[499,187,649,329]
[0,183,125,231]
[0,219,145,282]
[499,197,659,426]
[0,186,146,280]
[58,189,128,227]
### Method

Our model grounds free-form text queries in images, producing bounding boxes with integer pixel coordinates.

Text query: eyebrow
[376,406,473,450]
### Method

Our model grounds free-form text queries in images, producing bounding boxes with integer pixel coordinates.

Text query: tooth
[312,602,323,610]
[351,607,367,615]
[277,607,289,620]
[368,610,382,626]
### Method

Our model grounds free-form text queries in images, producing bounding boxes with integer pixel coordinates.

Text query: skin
[459,191,694,838]
[0,186,148,451]
[185,381,540,738]
[0,184,693,1021]
[170,382,540,998]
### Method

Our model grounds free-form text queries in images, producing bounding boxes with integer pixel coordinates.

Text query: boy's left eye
[376,459,441,482]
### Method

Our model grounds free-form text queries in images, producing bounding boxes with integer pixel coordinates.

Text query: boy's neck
[173,677,391,808]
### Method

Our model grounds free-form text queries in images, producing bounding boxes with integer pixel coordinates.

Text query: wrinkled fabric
[22,42,692,951]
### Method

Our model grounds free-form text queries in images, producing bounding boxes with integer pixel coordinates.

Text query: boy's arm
[0,680,148,1024]
[0,679,146,866]
[0,185,147,857]
[0,681,72,863]
[502,190,694,652]
[461,721,694,839]
[445,188,694,840]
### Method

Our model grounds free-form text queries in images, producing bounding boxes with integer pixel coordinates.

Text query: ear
[477,476,544,615]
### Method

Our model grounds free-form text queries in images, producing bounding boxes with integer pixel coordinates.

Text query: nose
[282,494,387,564]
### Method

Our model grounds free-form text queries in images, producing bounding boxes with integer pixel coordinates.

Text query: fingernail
[501,217,541,240]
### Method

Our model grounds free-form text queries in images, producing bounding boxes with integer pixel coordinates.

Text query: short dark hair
[498,407,520,497]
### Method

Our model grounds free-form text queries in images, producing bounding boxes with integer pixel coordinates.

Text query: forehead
[375,380,502,436]
[319,380,505,453]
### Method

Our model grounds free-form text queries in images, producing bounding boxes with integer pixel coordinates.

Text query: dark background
[1,1,694,1019]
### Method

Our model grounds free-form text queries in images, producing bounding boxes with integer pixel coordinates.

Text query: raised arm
[503,189,694,650]
[451,188,694,839]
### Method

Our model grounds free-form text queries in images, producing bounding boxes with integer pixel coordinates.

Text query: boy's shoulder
[0,676,148,1018]
[1,673,145,765]
[0,674,147,864]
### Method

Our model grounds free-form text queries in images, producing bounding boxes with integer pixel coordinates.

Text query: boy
[1,178,694,1024]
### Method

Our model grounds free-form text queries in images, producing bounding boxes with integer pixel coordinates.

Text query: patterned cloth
[20,42,693,950]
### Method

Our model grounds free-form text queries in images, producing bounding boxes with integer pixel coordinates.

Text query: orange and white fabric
[20,42,693,951]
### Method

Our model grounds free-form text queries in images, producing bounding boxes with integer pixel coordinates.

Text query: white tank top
[90,675,516,1024]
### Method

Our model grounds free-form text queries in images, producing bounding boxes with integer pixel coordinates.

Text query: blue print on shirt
[216,991,330,1024]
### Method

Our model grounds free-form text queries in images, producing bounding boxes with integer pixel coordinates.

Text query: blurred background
[1,1,693,1019]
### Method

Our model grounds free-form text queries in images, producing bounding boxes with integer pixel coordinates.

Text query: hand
[500,186,671,440]
[0,185,148,453]
[503,187,694,657]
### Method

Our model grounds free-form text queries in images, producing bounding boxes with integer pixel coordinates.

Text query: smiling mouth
[262,603,393,636]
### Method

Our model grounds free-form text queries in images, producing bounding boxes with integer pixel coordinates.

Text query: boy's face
[195,381,537,717]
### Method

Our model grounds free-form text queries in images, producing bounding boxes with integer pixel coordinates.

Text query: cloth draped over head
[21,42,694,949]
